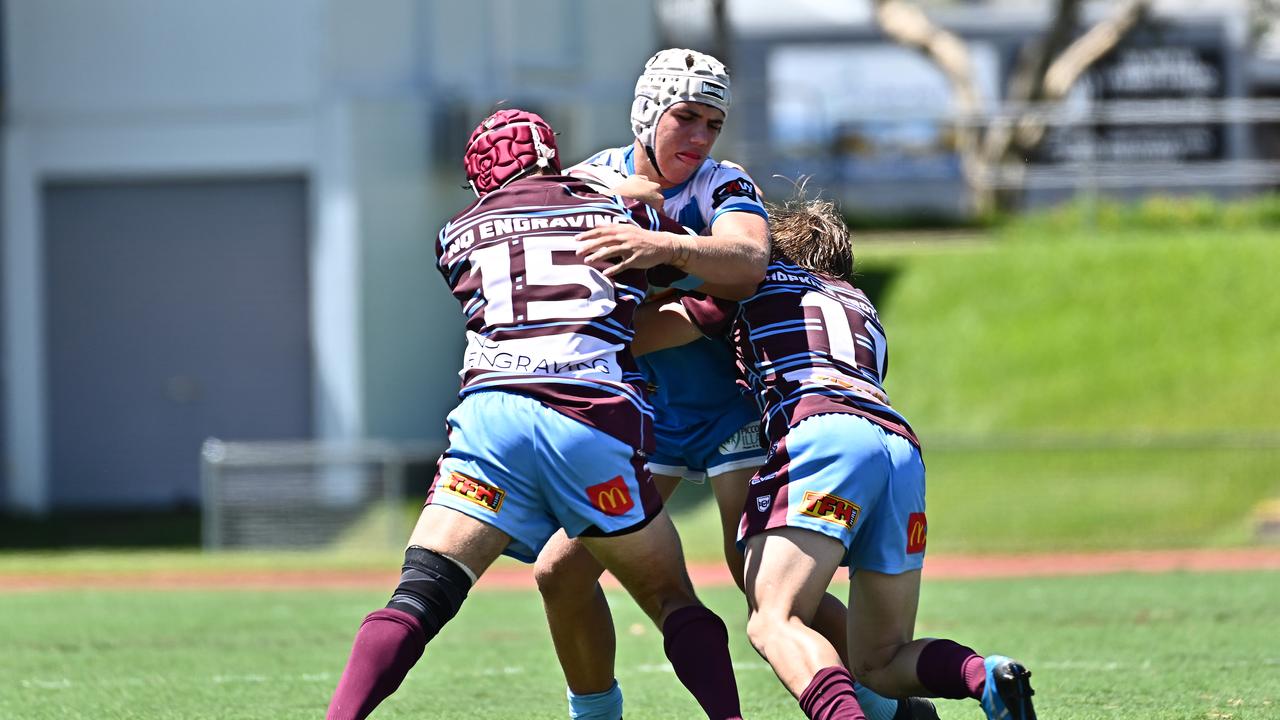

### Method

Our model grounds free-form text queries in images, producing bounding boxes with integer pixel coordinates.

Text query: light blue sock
[567,680,623,720]
[855,681,900,720]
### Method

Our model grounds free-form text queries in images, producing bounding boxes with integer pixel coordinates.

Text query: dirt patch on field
[1,547,1277,593]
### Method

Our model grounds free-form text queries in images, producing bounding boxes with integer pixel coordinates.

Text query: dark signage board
[1035,24,1230,164]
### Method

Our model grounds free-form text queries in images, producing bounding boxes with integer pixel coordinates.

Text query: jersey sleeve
[434,225,454,282]
[706,163,768,228]
[679,293,737,339]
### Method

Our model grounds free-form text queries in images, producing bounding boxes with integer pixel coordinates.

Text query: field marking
[1,547,1278,592]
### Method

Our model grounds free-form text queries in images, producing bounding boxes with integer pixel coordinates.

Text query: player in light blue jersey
[532,49,935,720]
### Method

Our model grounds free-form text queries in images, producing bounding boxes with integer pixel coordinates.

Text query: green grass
[859,227,1280,435]
[2,571,1276,719]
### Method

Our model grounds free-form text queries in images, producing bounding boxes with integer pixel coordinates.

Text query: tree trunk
[872,0,1150,216]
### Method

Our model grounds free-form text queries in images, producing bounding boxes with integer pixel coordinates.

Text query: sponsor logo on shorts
[906,512,928,553]
[799,491,860,529]
[441,471,505,513]
[756,495,771,512]
[718,422,763,455]
[587,476,635,516]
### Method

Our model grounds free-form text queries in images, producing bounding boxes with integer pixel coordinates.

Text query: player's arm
[575,216,766,285]
[633,292,738,356]
[576,210,762,283]
[632,300,700,356]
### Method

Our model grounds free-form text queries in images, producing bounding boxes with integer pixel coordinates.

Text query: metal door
[44,177,312,507]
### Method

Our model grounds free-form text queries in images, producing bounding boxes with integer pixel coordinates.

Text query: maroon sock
[914,639,986,700]
[798,666,867,720]
[661,605,743,719]
[326,608,427,720]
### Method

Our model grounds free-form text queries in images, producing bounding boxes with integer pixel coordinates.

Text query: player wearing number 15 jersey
[635,195,1037,720]
[325,109,744,720]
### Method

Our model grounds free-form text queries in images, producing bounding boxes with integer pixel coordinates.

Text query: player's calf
[326,546,475,720]
[583,515,742,719]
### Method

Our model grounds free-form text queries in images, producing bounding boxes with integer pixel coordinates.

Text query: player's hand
[612,174,664,211]
[575,225,678,277]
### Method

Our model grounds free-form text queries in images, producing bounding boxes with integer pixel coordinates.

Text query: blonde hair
[767,191,853,280]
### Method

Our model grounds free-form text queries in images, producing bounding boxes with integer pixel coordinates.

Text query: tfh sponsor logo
[906,512,928,553]
[800,491,860,529]
[587,476,635,516]
[441,471,505,512]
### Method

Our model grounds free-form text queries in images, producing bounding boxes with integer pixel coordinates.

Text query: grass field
[4,200,1279,718]
[858,225,1280,436]
[2,570,1276,719]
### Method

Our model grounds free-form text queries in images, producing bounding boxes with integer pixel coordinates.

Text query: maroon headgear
[463,109,560,196]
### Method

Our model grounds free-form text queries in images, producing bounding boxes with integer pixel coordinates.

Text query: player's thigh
[579,510,697,622]
[710,466,754,587]
[742,527,844,621]
[710,466,753,538]
[846,568,921,666]
[653,473,682,501]
[407,503,512,578]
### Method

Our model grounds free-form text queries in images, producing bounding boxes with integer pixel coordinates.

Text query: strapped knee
[386,546,474,641]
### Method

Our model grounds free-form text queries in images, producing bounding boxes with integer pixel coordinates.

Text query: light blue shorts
[426,391,661,563]
[739,413,927,576]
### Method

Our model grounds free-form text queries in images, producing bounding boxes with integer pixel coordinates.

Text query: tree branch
[1015,0,1150,147]
[1044,0,1149,98]
[871,0,987,194]
[872,0,983,114]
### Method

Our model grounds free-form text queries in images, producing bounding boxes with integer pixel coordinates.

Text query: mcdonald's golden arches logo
[587,476,635,516]
[906,512,927,553]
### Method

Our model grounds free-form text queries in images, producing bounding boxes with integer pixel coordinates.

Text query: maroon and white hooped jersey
[681,258,918,449]
[436,174,690,451]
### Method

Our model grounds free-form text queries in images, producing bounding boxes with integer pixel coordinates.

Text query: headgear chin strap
[630,49,731,180]
[463,109,561,196]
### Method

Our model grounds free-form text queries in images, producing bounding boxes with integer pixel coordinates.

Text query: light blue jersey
[573,146,769,480]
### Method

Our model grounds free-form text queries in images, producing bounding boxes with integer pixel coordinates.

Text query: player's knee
[533,558,593,601]
[847,644,899,688]
[385,545,474,641]
[532,541,605,598]
[745,608,785,655]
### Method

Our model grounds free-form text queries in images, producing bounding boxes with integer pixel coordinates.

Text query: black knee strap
[385,546,474,641]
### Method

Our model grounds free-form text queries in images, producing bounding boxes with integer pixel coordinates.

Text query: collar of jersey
[624,146,696,200]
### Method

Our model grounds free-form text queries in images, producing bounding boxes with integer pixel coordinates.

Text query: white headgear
[630,49,731,178]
